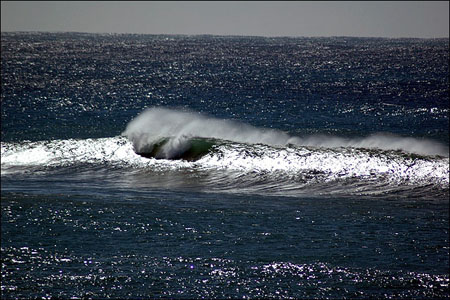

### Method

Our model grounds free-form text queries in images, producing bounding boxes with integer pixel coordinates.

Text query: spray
[122,107,449,158]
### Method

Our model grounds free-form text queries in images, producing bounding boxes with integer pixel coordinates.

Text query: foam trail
[292,133,449,157]
[122,107,449,157]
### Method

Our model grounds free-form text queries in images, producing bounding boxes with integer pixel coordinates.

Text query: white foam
[2,137,153,173]
[198,143,449,186]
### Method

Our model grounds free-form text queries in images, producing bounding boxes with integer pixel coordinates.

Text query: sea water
[1,32,449,298]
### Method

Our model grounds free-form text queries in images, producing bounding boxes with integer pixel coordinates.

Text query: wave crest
[122,107,449,158]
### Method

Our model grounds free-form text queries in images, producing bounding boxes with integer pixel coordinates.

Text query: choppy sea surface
[1,32,449,299]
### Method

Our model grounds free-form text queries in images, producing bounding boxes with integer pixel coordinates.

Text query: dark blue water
[1,32,449,298]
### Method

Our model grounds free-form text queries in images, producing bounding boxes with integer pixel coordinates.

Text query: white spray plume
[122,107,449,157]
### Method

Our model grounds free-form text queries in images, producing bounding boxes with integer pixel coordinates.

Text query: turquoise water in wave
[1,32,449,298]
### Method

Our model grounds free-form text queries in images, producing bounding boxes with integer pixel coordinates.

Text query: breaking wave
[122,107,449,159]
[1,142,448,200]
[1,108,448,198]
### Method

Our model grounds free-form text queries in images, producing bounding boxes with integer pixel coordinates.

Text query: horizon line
[2,30,449,40]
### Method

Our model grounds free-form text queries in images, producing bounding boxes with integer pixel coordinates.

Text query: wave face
[2,108,448,199]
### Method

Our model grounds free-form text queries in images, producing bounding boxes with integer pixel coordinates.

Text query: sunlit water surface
[1,33,448,298]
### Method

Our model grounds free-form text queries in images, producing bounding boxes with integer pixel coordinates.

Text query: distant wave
[122,107,449,158]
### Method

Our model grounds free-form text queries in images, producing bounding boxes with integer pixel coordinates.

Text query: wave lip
[121,107,295,160]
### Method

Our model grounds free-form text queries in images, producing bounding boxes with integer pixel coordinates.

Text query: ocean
[1,32,449,299]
